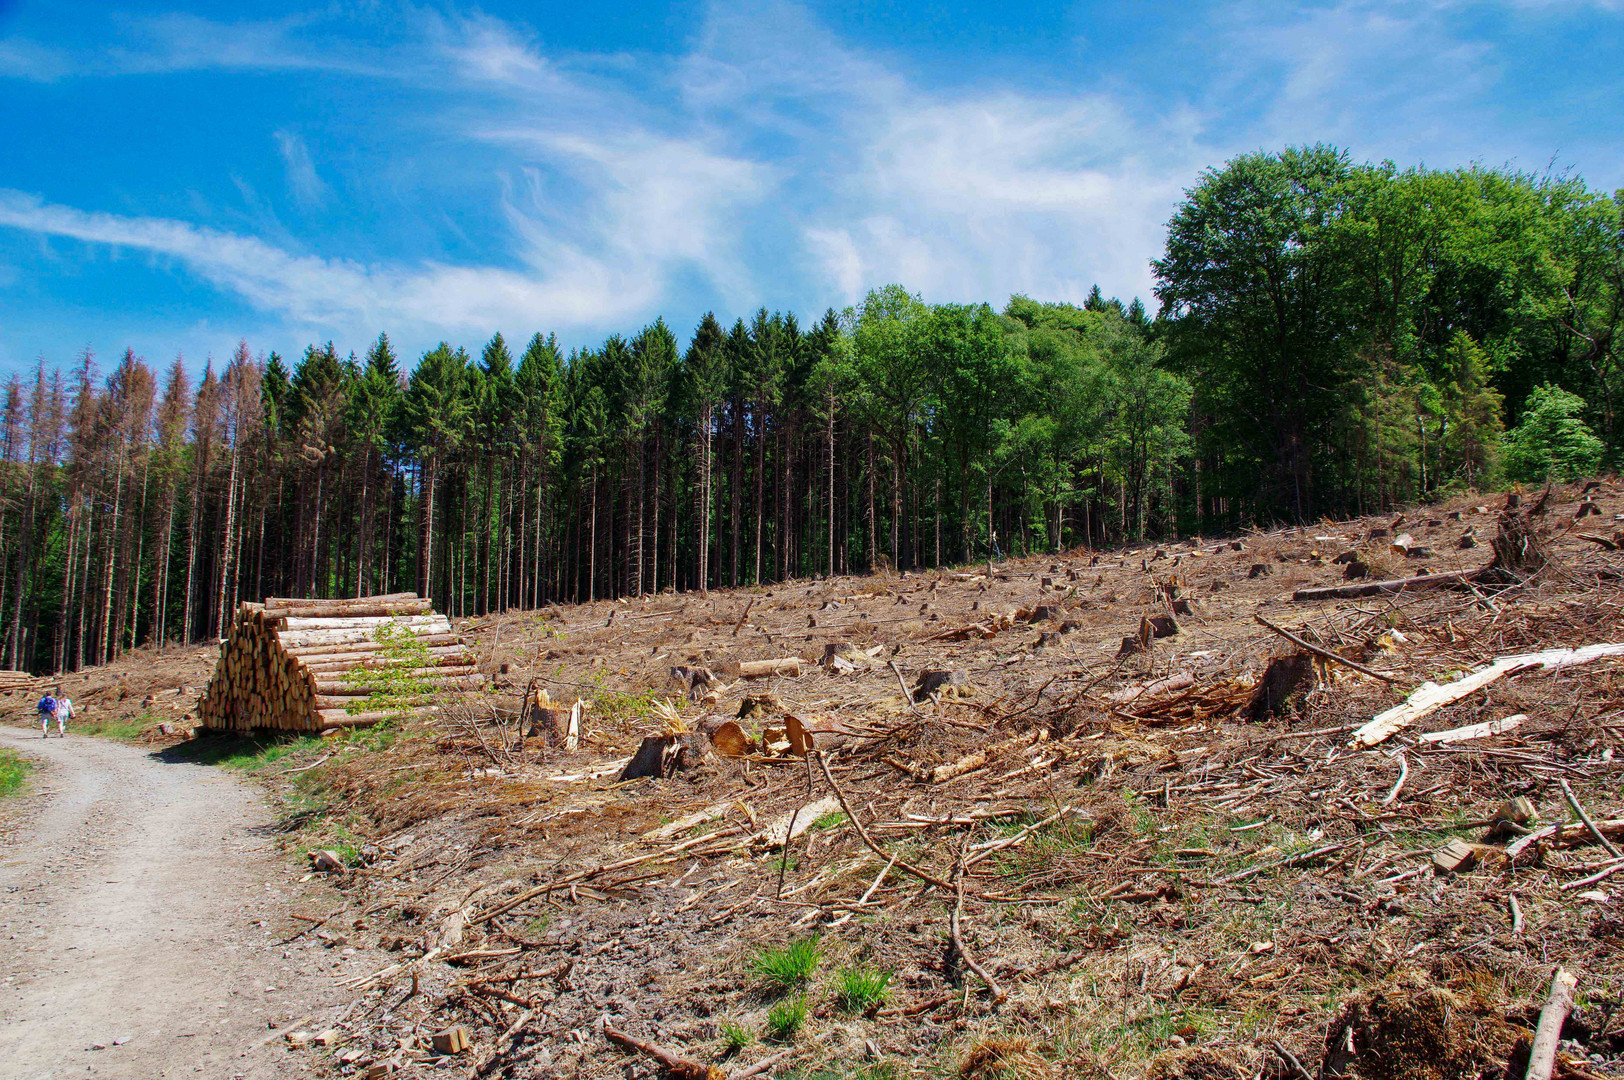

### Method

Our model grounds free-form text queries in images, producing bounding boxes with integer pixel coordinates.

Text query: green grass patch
[832,966,891,1013]
[72,715,149,740]
[165,731,328,771]
[751,935,822,990]
[764,994,809,1042]
[719,1020,754,1053]
[809,811,849,831]
[1082,1004,1215,1061]
[784,1063,899,1080]
[0,748,31,798]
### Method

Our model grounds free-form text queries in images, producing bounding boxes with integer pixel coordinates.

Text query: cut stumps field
[23,479,1624,1080]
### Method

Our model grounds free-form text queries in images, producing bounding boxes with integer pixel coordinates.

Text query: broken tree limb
[1289,570,1476,602]
[1525,968,1578,1080]
[473,1008,536,1077]
[950,856,1005,1005]
[737,657,806,679]
[601,1023,718,1080]
[813,751,955,892]
[929,729,1047,784]
[1351,642,1624,748]
[728,1048,795,1080]
[889,660,922,714]
[1417,714,1527,744]
[962,807,1077,870]
[1507,818,1624,860]
[1253,613,1400,684]
[1560,778,1622,859]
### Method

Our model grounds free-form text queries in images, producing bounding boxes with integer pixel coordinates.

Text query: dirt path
[0,727,366,1079]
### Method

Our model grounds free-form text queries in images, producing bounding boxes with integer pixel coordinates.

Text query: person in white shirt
[54,695,72,736]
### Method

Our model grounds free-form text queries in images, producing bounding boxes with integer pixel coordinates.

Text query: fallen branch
[1507,818,1624,860]
[1215,840,1355,885]
[889,660,922,714]
[1417,714,1526,745]
[962,807,1077,870]
[1290,570,1477,602]
[813,751,955,891]
[1526,968,1577,1080]
[1381,754,1409,806]
[1560,778,1621,859]
[1351,642,1624,748]
[729,1049,795,1080]
[602,1023,717,1080]
[473,1008,536,1077]
[1560,858,1624,891]
[928,729,1047,784]
[1253,613,1400,684]
[950,855,1005,1004]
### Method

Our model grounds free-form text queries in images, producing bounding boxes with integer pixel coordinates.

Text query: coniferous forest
[2,147,1620,673]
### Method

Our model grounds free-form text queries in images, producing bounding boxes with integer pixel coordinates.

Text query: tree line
[0,145,1618,673]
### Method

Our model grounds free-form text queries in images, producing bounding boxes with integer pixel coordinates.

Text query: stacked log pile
[0,670,41,692]
[198,593,484,734]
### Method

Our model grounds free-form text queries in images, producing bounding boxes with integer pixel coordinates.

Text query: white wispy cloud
[273,130,331,211]
[0,190,663,334]
[0,0,1616,362]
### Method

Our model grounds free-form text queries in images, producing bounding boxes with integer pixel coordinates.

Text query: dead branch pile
[249,480,1624,1080]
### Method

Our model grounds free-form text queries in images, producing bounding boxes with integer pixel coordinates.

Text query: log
[266,592,418,605]
[1291,570,1476,601]
[276,614,451,632]
[283,634,465,656]
[315,707,439,726]
[737,657,807,679]
[263,600,430,619]
[1526,968,1577,1080]
[200,594,476,733]
[1352,642,1624,747]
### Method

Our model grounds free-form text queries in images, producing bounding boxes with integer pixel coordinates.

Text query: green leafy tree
[1439,331,1504,487]
[1502,383,1604,482]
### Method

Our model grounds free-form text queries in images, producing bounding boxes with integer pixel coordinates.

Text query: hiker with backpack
[37,692,65,737]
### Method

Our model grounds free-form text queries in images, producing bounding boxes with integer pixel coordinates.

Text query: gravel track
[0,726,359,1079]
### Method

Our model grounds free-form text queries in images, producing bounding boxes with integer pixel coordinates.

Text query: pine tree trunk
[634,434,646,596]
[215,436,239,631]
[55,499,77,670]
[99,463,124,663]
[418,456,436,603]
[7,446,37,670]
[826,396,835,578]
[753,401,765,585]
[865,431,877,569]
[127,461,150,652]
[730,401,742,587]
[699,400,712,595]
[75,509,92,668]
[588,464,598,602]
[650,427,661,595]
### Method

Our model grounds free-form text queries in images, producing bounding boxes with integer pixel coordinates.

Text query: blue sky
[0,0,1621,374]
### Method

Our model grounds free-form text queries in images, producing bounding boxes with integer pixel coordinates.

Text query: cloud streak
[0,0,1619,365]
[273,131,331,211]
[0,190,662,334]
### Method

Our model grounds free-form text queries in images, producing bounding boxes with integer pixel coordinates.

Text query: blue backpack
[37,695,56,715]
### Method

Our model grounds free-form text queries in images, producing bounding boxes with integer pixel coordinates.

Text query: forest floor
[8,480,1624,1080]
